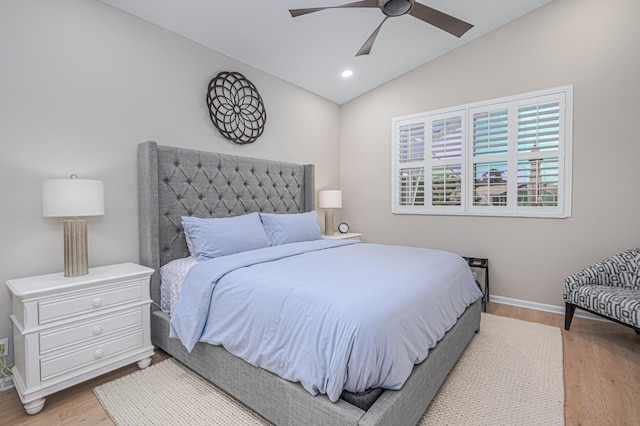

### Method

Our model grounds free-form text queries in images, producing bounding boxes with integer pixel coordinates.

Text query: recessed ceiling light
[341,70,353,78]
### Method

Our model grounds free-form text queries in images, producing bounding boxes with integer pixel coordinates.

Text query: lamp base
[324,209,335,237]
[63,219,89,277]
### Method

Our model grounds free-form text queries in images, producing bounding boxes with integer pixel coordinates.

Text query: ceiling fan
[289,0,473,56]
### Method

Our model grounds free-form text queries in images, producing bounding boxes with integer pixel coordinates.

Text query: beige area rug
[94,314,564,426]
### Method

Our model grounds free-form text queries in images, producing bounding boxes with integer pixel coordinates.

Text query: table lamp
[319,190,342,236]
[42,175,105,277]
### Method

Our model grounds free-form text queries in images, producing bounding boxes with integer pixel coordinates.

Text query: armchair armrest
[563,248,640,299]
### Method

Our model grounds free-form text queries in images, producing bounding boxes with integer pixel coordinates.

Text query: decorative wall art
[206,71,267,144]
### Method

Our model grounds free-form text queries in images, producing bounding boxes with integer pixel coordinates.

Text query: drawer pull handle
[92,298,103,308]
[94,349,105,359]
[93,326,103,335]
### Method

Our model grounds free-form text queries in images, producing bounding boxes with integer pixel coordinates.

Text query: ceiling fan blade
[290,0,379,18]
[409,2,473,38]
[356,17,389,57]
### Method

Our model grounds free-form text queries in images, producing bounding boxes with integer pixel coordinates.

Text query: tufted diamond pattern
[138,142,314,304]
[156,148,307,266]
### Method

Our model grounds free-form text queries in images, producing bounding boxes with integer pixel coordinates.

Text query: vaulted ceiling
[100,0,553,104]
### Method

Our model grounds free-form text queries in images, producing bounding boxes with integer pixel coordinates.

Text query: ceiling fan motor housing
[381,0,413,16]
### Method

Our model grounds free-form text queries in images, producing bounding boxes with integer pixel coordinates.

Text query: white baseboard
[489,295,609,323]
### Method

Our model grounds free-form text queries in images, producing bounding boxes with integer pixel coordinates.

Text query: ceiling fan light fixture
[381,0,412,17]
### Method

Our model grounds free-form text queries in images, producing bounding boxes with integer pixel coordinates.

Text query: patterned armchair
[563,248,640,334]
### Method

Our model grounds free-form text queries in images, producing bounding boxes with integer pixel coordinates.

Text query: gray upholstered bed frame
[137,141,481,426]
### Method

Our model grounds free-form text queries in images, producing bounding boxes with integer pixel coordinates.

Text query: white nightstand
[6,262,155,415]
[322,232,362,240]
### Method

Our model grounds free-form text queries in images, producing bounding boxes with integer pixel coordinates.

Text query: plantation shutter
[516,93,565,212]
[394,118,426,210]
[391,85,571,217]
[428,112,465,211]
[469,105,510,212]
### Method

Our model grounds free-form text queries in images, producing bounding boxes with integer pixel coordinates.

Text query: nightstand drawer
[40,330,143,381]
[39,308,143,354]
[38,280,144,324]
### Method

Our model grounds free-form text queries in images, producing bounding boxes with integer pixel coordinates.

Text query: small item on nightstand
[338,222,349,234]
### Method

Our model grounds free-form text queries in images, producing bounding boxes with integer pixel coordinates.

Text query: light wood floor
[1,303,638,425]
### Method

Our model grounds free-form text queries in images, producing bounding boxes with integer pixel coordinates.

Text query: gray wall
[339,0,640,306]
[0,0,341,362]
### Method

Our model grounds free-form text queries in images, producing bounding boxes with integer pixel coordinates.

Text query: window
[392,85,572,218]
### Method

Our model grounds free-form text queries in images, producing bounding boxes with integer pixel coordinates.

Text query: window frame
[391,85,573,218]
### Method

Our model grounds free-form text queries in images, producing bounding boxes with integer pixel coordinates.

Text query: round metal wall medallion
[206,71,267,145]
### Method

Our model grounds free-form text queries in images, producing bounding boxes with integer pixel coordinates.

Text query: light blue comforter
[169,240,482,402]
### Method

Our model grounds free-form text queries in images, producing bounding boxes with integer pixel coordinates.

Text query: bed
[138,141,482,426]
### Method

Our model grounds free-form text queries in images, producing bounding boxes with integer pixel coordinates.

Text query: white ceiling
[100,0,553,105]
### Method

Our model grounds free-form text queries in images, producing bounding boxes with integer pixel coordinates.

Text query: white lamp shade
[42,178,105,217]
[319,190,342,209]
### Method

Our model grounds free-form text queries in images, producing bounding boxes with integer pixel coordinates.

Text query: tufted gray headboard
[137,141,315,304]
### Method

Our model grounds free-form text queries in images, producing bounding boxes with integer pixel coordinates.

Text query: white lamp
[319,190,342,236]
[43,175,105,277]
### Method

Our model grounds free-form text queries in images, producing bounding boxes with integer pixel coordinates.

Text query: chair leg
[564,303,576,330]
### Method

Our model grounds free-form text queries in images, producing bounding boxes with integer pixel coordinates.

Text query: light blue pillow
[181,213,271,261]
[182,225,196,257]
[259,211,322,246]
